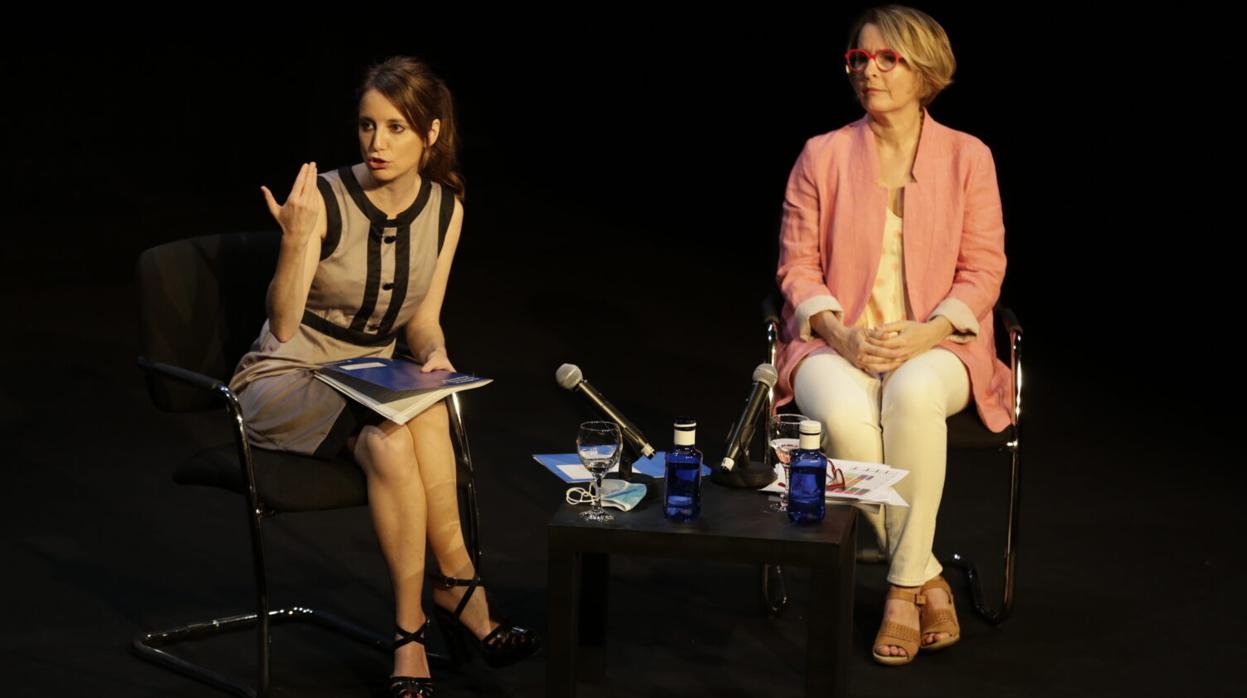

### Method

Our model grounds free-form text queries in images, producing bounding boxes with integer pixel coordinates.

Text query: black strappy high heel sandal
[429,571,540,668]
[389,620,435,697]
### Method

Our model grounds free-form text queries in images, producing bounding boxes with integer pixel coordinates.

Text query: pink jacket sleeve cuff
[794,295,843,341]
[930,298,980,344]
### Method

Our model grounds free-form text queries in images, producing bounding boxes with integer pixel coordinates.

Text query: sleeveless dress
[229,165,455,456]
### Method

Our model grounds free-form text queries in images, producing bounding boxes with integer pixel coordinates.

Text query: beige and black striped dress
[230,165,454,456]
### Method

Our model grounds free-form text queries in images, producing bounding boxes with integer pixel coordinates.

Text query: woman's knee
[407,399,450,435]
[795,383,879,459]
[796,386,877,444]
[819,410,882,459]
[795,392,880,459]
[794,353,877,425]
[882,361,957,424]
[882,383,942,424]
[354,424,419,480]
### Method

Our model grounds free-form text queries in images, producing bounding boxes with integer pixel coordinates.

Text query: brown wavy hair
[359,56,465,199]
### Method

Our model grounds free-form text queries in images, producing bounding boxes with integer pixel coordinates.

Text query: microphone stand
[617,443,634,481]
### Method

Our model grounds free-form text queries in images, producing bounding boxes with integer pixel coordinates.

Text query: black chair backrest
[137,231,280,412]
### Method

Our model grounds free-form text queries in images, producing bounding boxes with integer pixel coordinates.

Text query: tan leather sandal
[918,575,961,651]
[872,586,925,666]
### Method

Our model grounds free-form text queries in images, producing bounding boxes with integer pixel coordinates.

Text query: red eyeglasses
[844,48,904,73]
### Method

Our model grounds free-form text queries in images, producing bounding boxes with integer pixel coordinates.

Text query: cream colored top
[853,205,911,330]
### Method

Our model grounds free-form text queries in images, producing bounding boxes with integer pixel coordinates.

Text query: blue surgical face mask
[565,479,648,512]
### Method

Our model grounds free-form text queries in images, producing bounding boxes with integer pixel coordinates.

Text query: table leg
[547,545,578,698]
[807,522,855,697]
[577,552,609,684]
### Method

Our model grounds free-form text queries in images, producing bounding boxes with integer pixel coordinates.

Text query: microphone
[719,363,778,472]
[555,363,656,459]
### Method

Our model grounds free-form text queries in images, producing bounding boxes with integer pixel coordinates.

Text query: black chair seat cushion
[947,409,1014,451]
[174,445,367,512]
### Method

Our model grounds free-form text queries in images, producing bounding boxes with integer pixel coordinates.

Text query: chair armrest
[993,304,1024,433]
[761,291,782,331]
[138,356,226,393]
[996,304,1023,338]
[762,288,783,363]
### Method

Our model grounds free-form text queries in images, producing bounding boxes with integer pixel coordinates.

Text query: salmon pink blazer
[775,109,1012,432]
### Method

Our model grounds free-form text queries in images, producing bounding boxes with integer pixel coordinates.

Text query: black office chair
[133,231,483,696]
[759,291,1023,625]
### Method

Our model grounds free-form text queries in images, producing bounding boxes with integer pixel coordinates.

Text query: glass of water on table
[768,413,807,513]
[576,421,621,522]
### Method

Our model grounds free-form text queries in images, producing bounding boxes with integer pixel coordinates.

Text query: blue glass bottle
[664,417,702,521]
[787,419,827,524]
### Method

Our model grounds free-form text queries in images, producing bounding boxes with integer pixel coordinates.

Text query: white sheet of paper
[556,463,620,481]
[829,486,909,508]
[762,458,909,506]
[875,486,908,507]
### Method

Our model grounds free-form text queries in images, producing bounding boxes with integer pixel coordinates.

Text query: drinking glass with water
[767,413,806,513]
[577,421,621,522]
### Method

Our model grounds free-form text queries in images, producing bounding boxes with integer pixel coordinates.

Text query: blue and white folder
[315,357,491,422]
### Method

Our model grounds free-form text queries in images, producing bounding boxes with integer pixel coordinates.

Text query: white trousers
[793,348,970,586]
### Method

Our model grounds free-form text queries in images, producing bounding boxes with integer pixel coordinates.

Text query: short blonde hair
[847,5,956,107]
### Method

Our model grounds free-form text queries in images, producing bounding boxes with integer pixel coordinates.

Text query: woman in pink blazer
[774,6,1011,666]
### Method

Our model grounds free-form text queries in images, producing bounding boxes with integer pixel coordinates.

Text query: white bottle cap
[674,417,696,446]
[799,419,822,450]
